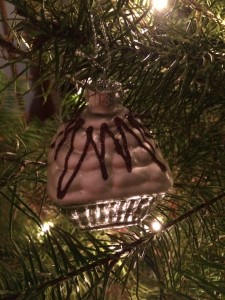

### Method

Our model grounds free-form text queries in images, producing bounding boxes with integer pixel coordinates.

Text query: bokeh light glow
[41,221,54,232]
[151,220,162,231]
[152,0,168,11]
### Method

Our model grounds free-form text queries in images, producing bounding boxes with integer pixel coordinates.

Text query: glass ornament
[47,80,173,230]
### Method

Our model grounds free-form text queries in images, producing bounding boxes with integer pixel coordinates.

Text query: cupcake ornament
[47,80,173,230]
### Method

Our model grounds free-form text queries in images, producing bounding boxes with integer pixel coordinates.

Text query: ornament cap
[86,79,121,114]
[86,79,122,93]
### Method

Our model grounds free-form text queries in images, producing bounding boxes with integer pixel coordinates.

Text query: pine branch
[0,154,46,171]
[21,192,225,297]
[1,1,225,298]
[0,34,29,57]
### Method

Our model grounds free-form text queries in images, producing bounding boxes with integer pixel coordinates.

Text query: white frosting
[47,96,173,206]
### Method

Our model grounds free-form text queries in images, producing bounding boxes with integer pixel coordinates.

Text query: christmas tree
[1,0,225,299]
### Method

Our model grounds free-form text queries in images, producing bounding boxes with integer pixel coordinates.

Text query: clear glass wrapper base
[58,194,160,230]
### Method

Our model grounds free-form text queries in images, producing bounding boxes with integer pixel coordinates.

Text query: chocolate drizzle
[52,112,168,200]
[54,118,85,161]
[127,113,167,172]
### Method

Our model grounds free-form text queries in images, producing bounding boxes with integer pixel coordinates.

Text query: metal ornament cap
[86,79,122,93]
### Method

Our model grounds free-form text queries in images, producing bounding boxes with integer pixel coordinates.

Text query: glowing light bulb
[151,220,162,231]
[37,222,54,240]
[41,221,54,232]
[152,0,168,11]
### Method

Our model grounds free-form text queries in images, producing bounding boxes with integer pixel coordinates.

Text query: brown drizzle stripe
[57,120,89,199]
[128,117,156,154]
[127,113,167,171]
[127,113,155,152]
[87,126,108,180]
[54,115,167,200]
[52,118,77,149]
[54,118,85,161]
[127,112,154,139]
[101,123,132,173]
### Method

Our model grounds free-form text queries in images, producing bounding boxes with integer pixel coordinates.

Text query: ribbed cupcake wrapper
[58,194,161,230]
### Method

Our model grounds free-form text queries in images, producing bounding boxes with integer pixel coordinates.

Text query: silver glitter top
[87,79,122,93]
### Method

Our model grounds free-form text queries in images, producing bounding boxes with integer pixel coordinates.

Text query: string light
[151,220,162,231]
[143,217,164,232]
[41,221,54,232]
[37,222,54,240]
[38,221,54,237]
[152,0,168,11]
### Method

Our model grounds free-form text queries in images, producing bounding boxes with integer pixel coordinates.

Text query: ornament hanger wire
[71,5,117,93]
[89,4,112,90]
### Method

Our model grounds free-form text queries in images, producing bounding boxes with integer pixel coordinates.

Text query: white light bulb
[41,221,54,232]
[152,0,168,11]
[151,220,162,231]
